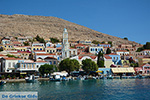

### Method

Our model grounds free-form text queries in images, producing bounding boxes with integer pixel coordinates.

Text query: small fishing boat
[107,75,113,79]
[0,80,6,85]
[25,75,35,83]
[50,75,61,81]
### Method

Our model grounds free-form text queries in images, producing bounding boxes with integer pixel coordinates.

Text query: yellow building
[45,47,56,53]
[138,57,150,67]
[2,44,14,50]
[14,46,28,51]
[104,55,114,68]
[31,42,45,51]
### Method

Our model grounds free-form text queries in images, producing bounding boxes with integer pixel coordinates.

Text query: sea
[0,79,150,100]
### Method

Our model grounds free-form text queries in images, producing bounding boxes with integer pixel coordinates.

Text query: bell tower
[62,28,70,59]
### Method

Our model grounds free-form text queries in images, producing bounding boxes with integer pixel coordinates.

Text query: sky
[0,0,150,44]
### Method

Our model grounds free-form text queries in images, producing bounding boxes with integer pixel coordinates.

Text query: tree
[92,40,100,44]
[71,59,80,71]
[101,41,105,44]
[35,35,45,43]
[39,64,56,75]
[124,37,128,40]
[23,42,30,46]
[6,54,18,58]
[144,42,150,49]
[108,41,112,46]
[82,59,98,73]
[59,58,80,73]
[106,48,111,54]
[0,48,3,51]
[97,50,104,67]
[136,47,144,52]
[50,38,60,43]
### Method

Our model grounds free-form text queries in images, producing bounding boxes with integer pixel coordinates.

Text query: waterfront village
[0,28,150,82]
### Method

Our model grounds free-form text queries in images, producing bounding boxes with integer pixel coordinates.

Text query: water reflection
[1,79,150,100]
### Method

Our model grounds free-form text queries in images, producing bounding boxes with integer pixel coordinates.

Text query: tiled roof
[116,50,128,52]
[35,61,49,63]
[3,57,21,60]
[36,53,56,55]
[44,56,57,59]
[56,47,62,50]
[104,55,112,59]
[105,53,118,55]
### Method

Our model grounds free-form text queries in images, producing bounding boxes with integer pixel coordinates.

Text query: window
[37,65,39,68]
[9,62,11,67]
[33,48,35,50]
[91,48,92,51]
[50,61,52,65]
[54,61,56,64]
[40,48,42,50]
[13,62,15,67]
[37,48,39,50]
[47,50,49,52]
[95,48,97,51]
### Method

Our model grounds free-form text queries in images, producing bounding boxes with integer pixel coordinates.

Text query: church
[61,28,77,59]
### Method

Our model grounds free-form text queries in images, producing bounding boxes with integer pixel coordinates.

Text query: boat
[0,80,6,85]
[50,75,61,81]
[107,75,114,79]
[25,75,35,83]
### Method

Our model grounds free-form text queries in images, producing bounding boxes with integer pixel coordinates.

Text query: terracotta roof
[104,55,112,59]
[44,56,57,60]
[78,56,83,59]
[17,51,31,54]
[35,61,49,63]
[90,56,97,59]
[142,49,150,51]
[105,53,119,55]
[0,54,5,56]
[56,47,62,50]
[3,57,21,60]
[143,63,150,67]
[70,48,76,49]
[116,50,128,52]
[46,47,55,48]
[75,43,86,47]
[13,41,22,44]
[36,53,56,55]
[33,50,45,52]
[78,56,96,60]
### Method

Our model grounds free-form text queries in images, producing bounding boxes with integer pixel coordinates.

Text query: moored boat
[0,80,6,85]
[25,75,35,83]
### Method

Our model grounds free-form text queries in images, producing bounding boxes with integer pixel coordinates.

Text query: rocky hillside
[0,14,138,45]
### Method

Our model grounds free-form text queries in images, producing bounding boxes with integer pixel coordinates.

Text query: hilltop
[0,14,138,45]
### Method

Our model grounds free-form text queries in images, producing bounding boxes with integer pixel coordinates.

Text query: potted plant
[1,75,5,80]
[20,75,23,79]
[7,75,11,79]
[12,75,16,79]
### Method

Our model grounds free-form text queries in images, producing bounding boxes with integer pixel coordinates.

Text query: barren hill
[0,14,138,45]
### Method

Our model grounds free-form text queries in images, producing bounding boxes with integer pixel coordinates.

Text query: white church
[61,28,77,59]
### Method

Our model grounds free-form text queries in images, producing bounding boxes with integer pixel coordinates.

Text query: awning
[20,72,27,74]
[96,71,103,73]
[111,67,135,73]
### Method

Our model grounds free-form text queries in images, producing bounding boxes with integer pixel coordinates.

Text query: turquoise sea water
[0,79,150,100]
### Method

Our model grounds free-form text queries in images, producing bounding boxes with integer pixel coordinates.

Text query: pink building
[134,63,150,74]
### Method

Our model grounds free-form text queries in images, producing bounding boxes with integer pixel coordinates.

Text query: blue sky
[0,0,150,44]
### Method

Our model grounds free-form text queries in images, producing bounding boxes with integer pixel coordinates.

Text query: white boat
[25,75,35,83]
[50,75,61,81]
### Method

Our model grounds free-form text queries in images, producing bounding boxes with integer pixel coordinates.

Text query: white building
[89,46,103,54]
[0,57,20,72]
[62,28,77,59]
[116,50,130,56]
